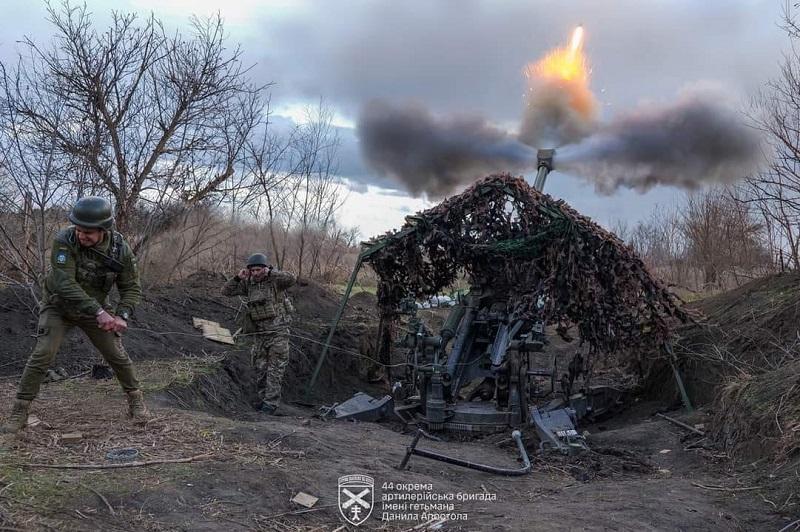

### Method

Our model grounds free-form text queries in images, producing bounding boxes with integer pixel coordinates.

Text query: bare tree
[743,3,800,270]
[624,205,686,286]
[0,1,267,242]
[616,190,771,292]
[242,100,300,269]
[240,101,346,278]
[140,202,231,285]
[0,68,77,287]
[292,102,346,279]
[681,188,770,290]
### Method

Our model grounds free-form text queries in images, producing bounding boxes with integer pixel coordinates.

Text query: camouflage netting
[364,174,689,355]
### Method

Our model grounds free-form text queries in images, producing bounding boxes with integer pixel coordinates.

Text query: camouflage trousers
[251,319,290,407]
[17,307,140,401]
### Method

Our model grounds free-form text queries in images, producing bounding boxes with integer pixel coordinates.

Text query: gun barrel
[534,148,555,192]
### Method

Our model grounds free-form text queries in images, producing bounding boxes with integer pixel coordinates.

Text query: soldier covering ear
[222,252,296,414]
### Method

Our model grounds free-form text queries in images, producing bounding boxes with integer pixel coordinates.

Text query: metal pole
[305,225,420,400]
[664,341,693,413]
[305,255,363,399]
[534,148,555,192]
[533,165,549,191]
[655,412,705,436]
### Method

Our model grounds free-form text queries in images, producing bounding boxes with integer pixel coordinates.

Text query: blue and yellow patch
[55,250,68,264]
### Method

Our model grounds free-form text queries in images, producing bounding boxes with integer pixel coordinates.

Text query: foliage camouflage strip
[364,174,689,355]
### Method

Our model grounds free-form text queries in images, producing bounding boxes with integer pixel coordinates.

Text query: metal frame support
[398,429,532,476]
[305,225,418,399]
[664,341,693,413]
[305,255,364,399]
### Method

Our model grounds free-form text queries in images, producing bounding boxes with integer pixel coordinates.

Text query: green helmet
[246,253,268,268]
[69,197,114,230]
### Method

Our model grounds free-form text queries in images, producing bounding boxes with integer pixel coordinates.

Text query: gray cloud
[340,178,369,194]
[247,0,785,198]
[250,0,784,125]
[0,0,787,231]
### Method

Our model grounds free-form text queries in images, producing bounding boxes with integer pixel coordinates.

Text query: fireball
[526,26,589,84]
[519,26,597,148]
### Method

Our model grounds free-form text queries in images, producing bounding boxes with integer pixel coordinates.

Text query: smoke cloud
[518,77,598,148]
[555,88,764,193]
[357,100,536,198]
[357,28,601,197]
[357,28,762,199]
[518,32,598,148]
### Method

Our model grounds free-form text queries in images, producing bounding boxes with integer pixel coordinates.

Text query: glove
[96,309,116,332]
[112,315,128,333]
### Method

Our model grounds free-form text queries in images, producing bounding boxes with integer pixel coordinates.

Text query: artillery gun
[391,268,622,459]
[310,150,627,472]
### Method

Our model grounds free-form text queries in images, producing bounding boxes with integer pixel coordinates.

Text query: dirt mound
[714,359,800,460]
[639,272,800,516]
[712,360,799,508]
[0,273,385,408]
[154,351,261,418]
[0,271,247,378]
[287,279,341,322]
[692,271,800,369]
[347,290,377,310]
[644,271,800,406]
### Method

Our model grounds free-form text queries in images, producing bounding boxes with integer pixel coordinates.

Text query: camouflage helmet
[246,253,269,268]
[69,197,114,230]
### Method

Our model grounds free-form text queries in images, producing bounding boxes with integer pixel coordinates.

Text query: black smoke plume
[357,100,536,198]
[555,89,764,192]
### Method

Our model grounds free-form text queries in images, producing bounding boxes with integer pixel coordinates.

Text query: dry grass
[714,360,800,461]
[137,355,225,392]
[0,359,310,531]
[712,360,800,515]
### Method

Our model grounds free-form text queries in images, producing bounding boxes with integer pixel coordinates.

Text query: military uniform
[16,227,142,401]
[222,268,296,409]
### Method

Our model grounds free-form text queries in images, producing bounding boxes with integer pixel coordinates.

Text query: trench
[153,352,262,419]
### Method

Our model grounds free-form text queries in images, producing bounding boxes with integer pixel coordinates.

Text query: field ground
[0,272,797,531]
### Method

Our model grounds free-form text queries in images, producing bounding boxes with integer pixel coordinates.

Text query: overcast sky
[0,0,789,238]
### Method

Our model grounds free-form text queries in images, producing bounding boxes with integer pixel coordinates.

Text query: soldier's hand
[238,268,250,279]
[96,309,116,331]
[112,316,128,333]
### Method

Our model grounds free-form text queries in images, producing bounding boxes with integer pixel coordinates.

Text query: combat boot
[0,399,31,434]
[259,401,278,415]
[125,390,151,422]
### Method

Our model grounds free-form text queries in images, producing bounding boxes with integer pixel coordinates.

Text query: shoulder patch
[55,249,68,265]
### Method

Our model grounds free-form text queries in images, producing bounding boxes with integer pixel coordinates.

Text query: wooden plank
[61,432,83,443]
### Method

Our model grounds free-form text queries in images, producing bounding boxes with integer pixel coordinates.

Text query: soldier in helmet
[1,197,148,434]
[222,253,296,414]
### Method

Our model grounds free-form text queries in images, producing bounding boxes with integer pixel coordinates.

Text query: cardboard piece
[291,492,319,508]
[192,317,236,345]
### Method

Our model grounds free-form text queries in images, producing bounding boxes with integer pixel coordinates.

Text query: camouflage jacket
[221,268,296,323]
[43,227,141,318]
